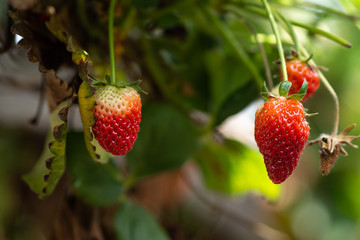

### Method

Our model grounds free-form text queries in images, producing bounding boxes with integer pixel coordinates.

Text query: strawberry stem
[233,5,352,48]
[108,0,117,85]
[260,0,288,83]
[318,71,340,136]
[301,47,339,136]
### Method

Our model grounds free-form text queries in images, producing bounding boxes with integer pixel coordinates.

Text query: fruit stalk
[300,47,339,136]
[261,0,288,83]
[318,70,340,136]
[108,0,117,84]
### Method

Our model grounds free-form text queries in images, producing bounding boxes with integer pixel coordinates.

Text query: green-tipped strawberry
[91,84,142,155]
[255,81,310,183]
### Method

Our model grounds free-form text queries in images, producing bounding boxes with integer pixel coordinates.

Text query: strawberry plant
[2,0,360,239]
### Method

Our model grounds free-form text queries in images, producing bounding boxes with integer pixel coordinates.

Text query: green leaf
[23,96,75,198]
[215,81,259,125]
[204,50,258,125]
[66,132,124,206]
[114,200,170,240]
[288,79,308,100]
[127,103,198,179]
[78,80,112,164]
[194,138,281,201]
[279,81,292,97]
[155,12,180,29]
[206,50,251,113]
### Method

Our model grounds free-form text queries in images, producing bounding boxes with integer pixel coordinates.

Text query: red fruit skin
[254,97,310,184]
[281,60,320,102]
[91,86,141,155]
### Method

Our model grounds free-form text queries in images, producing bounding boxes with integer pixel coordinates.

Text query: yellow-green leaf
[195,138,281,201]
[78,80,111,164]
[23,96,74,198]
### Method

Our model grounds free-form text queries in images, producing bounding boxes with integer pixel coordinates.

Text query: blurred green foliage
[2,0,360,239]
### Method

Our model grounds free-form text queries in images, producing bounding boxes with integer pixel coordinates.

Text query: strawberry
[254,96,310,184]
[91,85,141,155]
[280,60,320,102]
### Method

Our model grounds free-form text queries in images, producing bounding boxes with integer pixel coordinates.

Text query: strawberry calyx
[260,79,307,101]
[287,80,307,101]
[88,74,147,94]
[275,49,317,71]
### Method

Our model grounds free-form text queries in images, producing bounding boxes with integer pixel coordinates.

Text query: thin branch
[245,21,273,89]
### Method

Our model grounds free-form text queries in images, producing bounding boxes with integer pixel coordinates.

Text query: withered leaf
[309,124,360,176]
[9,10,72,72]
[45,70,73,112]
[23,95,76,198]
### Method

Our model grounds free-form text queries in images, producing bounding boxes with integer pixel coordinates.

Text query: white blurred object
[218,99,264,149]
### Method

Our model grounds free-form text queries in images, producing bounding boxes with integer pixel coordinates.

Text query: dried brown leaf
[9,10,72,72]
[309,124,360,175]
[45,70,73,112]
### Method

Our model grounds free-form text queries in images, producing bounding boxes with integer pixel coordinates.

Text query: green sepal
[288,80,308,101]
[305,112,319,117]
[105,75,111,84]
[260,82,273,100]
[304,107,319,117]
[303,52,314,63]
[279,81,292,97]
[88,74,147,94]
[122,80,148,94]
[87,74,101,86]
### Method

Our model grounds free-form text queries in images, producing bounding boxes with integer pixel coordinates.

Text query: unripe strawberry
[91,85,141,155]
[280,60,320,102]
[254,96,310,184]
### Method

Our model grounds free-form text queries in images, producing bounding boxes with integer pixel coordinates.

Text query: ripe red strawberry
[254,96,310,184]
[91,85,141,155]
[280,60,320,102]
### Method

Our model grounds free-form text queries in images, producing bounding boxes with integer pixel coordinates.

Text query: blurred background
[1,0,360,239]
